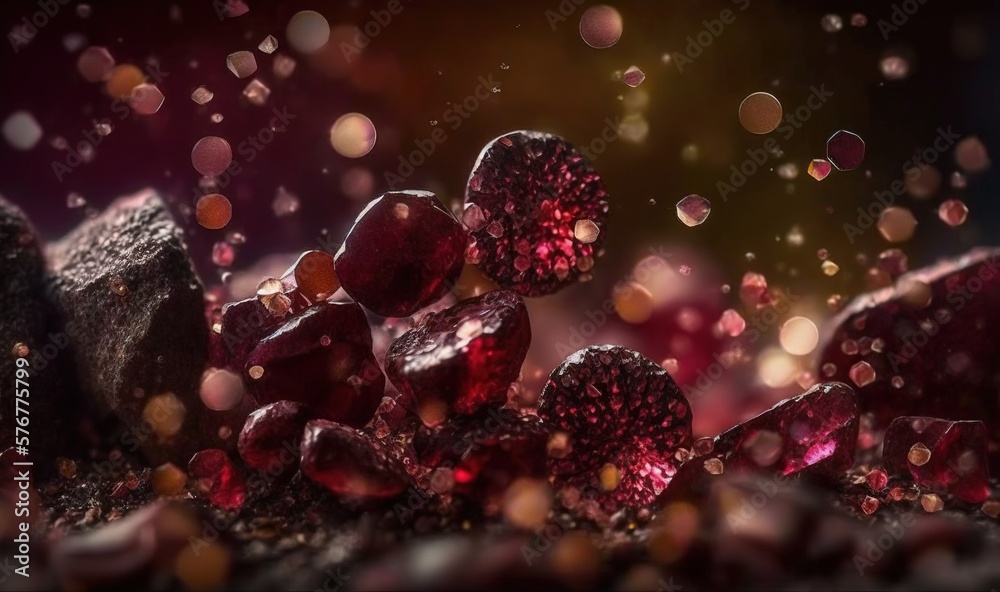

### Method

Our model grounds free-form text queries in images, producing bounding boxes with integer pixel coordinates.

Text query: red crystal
[413,408,550,502]
[538,345,692,508]
[334,190,467,317]
[187,449,246,510]
[464,131,610,297]
[300,420,409,500]
[245,301,383,427]
[825,130,866,171]
[386,290,531,425]
[883,416,990,504]
[216,297,281,370]
[237,400,310,479]
[818,248,1000,432]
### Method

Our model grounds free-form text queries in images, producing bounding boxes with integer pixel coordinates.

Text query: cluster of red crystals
[663,382,859,503]
[334,190,467,318]
[883,416,991,504]
[412,408,550,502]
[300,420,409,500]
[818,248,1000,432]
[538,345,692,508]
[464,131,610,297]
[386,290,531,425]
[187,449,246,510]
[237,401,311,479]
[245,301,383,427]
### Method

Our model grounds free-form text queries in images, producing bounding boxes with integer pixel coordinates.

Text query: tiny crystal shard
[300,420,408,500]
[386,290,531,424]
[848,361,875,387]
[335,190,467,317]
[242,78,271,106]
[244,302,383,427]
[675,194,711,227]
[464,131,610,297]
[807,159,832,181]
[538,345,692,508]
[237,401,310,479]
[258,35,278,54]
[191,86,214,105]
[188,449,246,509]
[877,206,917,242]
[938,198,969,227]
[825,130,865,171]
[883,417,990,504]
[226,51,257,78]
[622,65,646,87]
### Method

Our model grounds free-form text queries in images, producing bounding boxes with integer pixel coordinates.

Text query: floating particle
[211,241,234,267]
[248,365,264,380]
[66,192,87,209]
[151,463,186,496]
[861,496,879,515]
[680,143,699,164]
[904,165,941,199]
[221,0,249,17]
[287,10,330,54]
[108,276,129,297]
[661,358,680,375]
[826,130,865,171]
[717,309,746,337]
[613,281,654,324]
[880,55,910,81]
[12,342,29,357]
[849,361,876,388]
[679,265,691,276]
[191,136,233,177]
[907,442,931,466]
[877,207,917,242]
[142,393,186,439]
[292,250,339,301]
[938,199,968,227]
[821,260,840,276]
[191,86,213,104]
[876,248,909,276]
[273,54,296,78]
[129,84,164,115]
[866,469,888,490]
[105,64,145,98]
[757,349,797,388]
[77,46,115,82]
[199,368,245,411]
[272,186,299,217]
[210,113,223,123]
[950,171,967,189]
[675,194,711,227]
[574,219,600,243]
[807,159,832,181]
[850,13,868,27]
[739,271,769,308]
[195,194,233,230]
[738,92,783,135]
[622,66,645,87]
[340,167,375,200]
[242,79,270,106]
[502,478,552,528]
[76,4,92,18]
[920,493,944,513]
[2,111,42,151]
[703,458,724,475]
[777,163,799,180]
[827,294,843,311]
[329,113,377,158]
[780,317,819,356]
[954,136,990,173]
[258,35,278,54]
[226,51,257,78]
[579,5,623,49]
[820,14,843,32]
[63,33,87,53]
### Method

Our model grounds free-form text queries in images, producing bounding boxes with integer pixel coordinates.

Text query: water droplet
[329,113,377,158]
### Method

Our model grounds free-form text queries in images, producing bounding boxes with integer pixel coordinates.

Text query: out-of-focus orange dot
[105,64,145,99]
[196,194,233,230]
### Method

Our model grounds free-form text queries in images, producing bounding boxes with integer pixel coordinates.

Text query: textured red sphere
[386,290,531,425]
[300,420,409,501]
[334,190,467,318]
[464,131,610,297]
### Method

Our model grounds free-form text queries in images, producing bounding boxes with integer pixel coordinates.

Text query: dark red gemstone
[217,297,282,370]
[538,345,692,508]
[334,190,467,318]
[464,131,610,297]
[244,301,384,428]
[413,408,550,502]
[237,400,311,479]
[300,419,409,500]
[825,130,865,171]
[818,248,1000,432]
[386,290,531,425]
[883,417,991,504]
[188,449,246,509]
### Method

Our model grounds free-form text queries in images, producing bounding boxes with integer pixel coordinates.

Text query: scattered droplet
[77,46,115,82]
[777,163,799,180]
[675,194,711,227]
[821,260,840,276]
[129,83,165,115]
[287,10,330,54]
[242,79,271,106]
[66,192,87,209]
[849,361,875,387]
[938,199,969,227]
[329,113,377,158]
[258,34,278,54]
[3,111,43,151]
[574,219,600,243]
[579,5,623,49]
[877,207,917,242]
[738,92,783,135]
[820,14,843,32]
[954,136,990,173]
[880,55,910,81]
[191,136,233,177]
[780,316,819,356]
[226,51,257,78]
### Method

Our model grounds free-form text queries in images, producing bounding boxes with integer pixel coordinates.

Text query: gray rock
[46,190,209,464]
